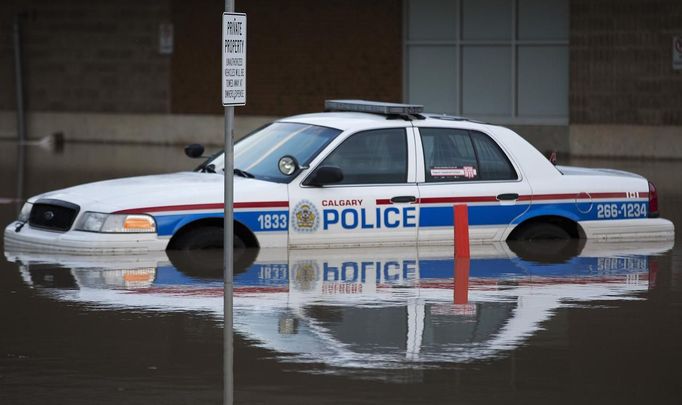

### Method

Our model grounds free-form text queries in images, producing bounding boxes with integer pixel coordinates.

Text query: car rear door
[414,125,532,243]
[288,126,420,247]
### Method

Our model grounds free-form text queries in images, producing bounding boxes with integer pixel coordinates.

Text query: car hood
[29,172,286,213]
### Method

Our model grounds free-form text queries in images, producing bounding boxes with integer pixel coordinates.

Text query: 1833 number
[257,213,287,230]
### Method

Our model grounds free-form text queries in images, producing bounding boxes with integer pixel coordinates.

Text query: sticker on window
[430,166,477,179]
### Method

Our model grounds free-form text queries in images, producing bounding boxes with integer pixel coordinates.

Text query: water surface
[1,141,680,404]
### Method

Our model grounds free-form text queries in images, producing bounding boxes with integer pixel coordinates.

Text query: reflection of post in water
[15,143,25,213]
[453,204,471,305]
[406,298,425,360]
[454,257,470,305]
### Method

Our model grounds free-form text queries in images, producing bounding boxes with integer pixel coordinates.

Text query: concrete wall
[0,109,571,160]
[0,110,275,145]
[570,124,682,159]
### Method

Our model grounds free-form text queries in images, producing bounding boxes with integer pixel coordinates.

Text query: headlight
[17,202,33,222]
[75,212,156,233]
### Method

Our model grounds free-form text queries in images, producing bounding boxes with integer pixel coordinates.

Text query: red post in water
[454,204,470,258]
[454,204,470,304]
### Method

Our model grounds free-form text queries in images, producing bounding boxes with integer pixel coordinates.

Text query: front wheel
[168,226,246,250]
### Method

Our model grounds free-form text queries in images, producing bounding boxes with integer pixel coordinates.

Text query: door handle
[496,193,519,201]
[390,195,417,203]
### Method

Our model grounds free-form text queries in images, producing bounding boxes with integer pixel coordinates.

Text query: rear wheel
[508,222,583,263]
[511,223,571,241]
[508,238,585,263]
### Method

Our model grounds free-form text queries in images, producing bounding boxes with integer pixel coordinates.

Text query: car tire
[508,223,582,263]
[167,246,257,278]
[170,226,246,250]
[512,222,571,241]
[507,238,585,264]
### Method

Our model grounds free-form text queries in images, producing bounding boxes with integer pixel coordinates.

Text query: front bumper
[4,221,169,254]
[579,218,675,241]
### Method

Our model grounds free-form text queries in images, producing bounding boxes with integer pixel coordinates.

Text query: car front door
[288,127,420,247]
[415,126,532,243]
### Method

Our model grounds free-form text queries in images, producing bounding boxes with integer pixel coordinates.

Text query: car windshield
[204,122,341,182]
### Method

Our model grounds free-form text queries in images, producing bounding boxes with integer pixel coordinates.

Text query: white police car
[4,100,675,253]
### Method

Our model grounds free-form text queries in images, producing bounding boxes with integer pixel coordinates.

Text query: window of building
[320,128,408,184]
[405,0,568,124]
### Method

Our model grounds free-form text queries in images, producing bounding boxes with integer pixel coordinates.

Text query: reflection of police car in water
[4,100,674,253]
[6,240,672,369]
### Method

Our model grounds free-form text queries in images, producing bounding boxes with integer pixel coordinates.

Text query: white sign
[159,23,173,55]
[222,13,246,106]
[674,36,682,70]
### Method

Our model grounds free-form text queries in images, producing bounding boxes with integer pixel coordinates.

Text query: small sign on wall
[159,23,174,55]
[674,36,682,70]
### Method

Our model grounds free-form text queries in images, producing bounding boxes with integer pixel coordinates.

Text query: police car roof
[280,112,393,130]
[280,111,497,132]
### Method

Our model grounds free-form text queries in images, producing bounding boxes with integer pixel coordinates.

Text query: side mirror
[305,166,343,187]
[185,143,205,158]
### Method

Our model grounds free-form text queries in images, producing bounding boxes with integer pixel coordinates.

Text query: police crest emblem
[292,261,319,291]
[292,200,320,232]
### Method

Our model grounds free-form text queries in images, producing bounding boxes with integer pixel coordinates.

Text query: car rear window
[420,128,517,182]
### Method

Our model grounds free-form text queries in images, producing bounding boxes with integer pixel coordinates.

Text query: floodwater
[1,140,681,404]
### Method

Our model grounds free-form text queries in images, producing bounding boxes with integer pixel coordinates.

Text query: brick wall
[171,0,403,116]
[238,0,403,116]
[1,0,402,117]
[0,0,171,114]
[570,0,682,125]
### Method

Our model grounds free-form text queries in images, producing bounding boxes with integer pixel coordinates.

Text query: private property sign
[222,13,246,106]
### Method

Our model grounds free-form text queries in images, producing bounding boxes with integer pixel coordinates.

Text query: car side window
[319,128,407,184]
[420,128,517,182]
[469,131,517,180]
[421,128,479,182]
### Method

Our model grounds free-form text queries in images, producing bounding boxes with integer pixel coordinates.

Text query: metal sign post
[222,2,246,405]
[13,13,26,145]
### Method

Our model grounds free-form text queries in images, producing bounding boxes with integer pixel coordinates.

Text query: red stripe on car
[376,192,647,205]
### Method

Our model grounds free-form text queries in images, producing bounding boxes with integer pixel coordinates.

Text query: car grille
[28,199,81,232]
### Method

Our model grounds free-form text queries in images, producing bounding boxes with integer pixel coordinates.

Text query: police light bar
[325,100,424,115]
